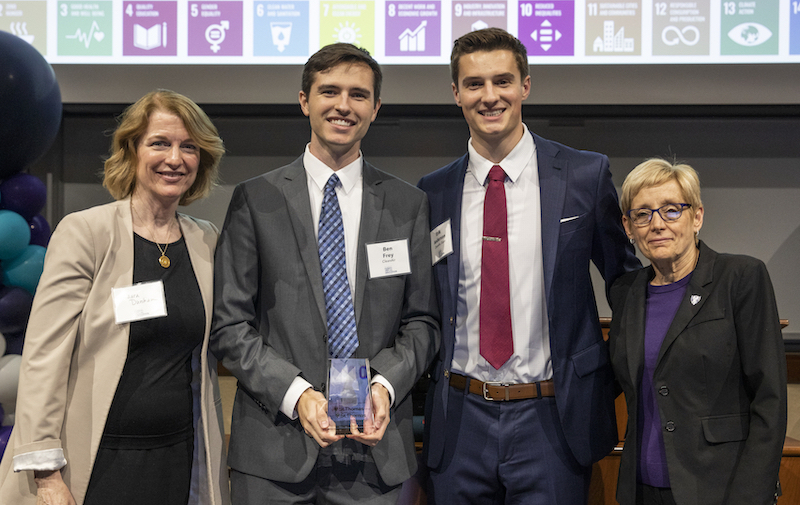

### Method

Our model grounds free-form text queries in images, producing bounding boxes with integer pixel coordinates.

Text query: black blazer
[609,241,786,505]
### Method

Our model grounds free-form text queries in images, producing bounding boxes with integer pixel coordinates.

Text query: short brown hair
[450,28,529,86]
[301,43,382,105]
[103,89,224,206]
[620,158,703,215]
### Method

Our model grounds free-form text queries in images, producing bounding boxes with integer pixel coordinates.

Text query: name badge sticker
[112,281,168,324]
[430,219,453,265]
[366,239,412,279]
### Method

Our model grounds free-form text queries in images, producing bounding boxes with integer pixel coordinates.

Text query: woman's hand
[34,470,76,505]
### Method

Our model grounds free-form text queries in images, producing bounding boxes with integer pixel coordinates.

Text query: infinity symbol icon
[661,25,700,46]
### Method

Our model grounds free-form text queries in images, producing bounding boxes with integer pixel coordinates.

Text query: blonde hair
[103,89,224,206]
[620,158,702,215]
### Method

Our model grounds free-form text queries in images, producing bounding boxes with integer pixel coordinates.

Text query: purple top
[638,273,692,487]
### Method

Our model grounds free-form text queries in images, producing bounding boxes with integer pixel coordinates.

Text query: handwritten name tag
[112,281,167,324]
[430,219,453,265]
[366,239,412,279]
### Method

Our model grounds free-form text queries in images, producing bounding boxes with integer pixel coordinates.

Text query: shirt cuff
[280,376,314,420]
[13,449,67,472]
[371,374,395,407]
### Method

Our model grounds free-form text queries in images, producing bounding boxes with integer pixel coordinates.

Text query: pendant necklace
[132,202,176,269]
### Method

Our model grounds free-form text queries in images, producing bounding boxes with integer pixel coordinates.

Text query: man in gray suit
[210,43,439,504]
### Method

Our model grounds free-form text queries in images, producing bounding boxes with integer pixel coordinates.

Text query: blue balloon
[0,424,11,459]
[0,210,31,260]
[0,174,47,221]
[1,331,24,355]
[1,245,46,295]
[0,286,34,335]
[29,214,52,247]
[0,31,62,178]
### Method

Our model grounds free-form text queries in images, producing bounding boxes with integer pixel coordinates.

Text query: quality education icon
[122,1,177,56]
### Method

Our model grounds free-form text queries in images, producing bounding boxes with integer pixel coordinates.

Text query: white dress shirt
[280,146,394,418]
[452,131,553,384]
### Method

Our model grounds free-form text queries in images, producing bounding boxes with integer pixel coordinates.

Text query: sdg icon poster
[1,1,48,55]
[385,1,441,57]
[790,0,800,54]
[585,1,642,56]
[451,1,507,39]
[652,0,710,56]
[58,1,112,56]
[519,1,575,56]
[123,2,177,56]
[320,1,375,55]
[720,0,779,55]
[254,1,309,56]
[188,2,243,56]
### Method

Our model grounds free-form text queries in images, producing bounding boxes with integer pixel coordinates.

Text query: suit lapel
[444,156,468,319]
[656,243,715,367]
[281,159,327,323]
[535,133,567,301]
[625,268,652,384]
[355,162,385,325]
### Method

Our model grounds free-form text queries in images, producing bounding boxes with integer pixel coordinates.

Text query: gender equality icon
[188,2,243,56]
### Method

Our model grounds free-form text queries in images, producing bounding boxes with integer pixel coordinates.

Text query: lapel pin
[691,295,701,305]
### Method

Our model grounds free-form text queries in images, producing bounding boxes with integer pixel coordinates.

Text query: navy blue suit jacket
[417,132,640,469]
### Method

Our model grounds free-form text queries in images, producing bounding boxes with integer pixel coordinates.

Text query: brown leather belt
[449,372,555,401]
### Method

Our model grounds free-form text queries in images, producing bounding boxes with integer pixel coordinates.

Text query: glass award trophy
[327,358,373,435]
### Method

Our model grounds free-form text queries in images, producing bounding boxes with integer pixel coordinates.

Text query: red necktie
[480,165,513,369]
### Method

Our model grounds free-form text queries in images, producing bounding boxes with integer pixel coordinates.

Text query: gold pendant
[159,255,171,268]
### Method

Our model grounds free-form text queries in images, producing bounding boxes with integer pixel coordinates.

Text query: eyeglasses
[626,203,691,227]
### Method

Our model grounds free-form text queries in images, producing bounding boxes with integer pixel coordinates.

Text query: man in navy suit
[418,28,640,504]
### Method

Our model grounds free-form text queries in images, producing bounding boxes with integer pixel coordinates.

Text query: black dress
[84,234,204,505]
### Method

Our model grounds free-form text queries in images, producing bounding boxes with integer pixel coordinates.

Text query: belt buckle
[482,381,511,401]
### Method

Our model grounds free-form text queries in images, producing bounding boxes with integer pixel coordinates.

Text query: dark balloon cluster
[0,29,62,449]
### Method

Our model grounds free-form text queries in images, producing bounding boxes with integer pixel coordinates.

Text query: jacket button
[665,421,675,432]
[659,386,669,396]
[322,333,328,343]
[449,316,454,325]
[320,383,326,394]
[444,370,450,379]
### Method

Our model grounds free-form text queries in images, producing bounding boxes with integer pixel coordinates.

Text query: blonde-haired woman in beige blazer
[0,90,230,505]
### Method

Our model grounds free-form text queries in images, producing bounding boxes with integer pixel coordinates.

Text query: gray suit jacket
[210,157,439,486]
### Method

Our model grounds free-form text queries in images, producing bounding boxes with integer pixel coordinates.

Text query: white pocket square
[560,215,580,223]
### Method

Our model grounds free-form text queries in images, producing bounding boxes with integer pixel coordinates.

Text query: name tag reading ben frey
[366,239,412,279]
[112,281,168,324]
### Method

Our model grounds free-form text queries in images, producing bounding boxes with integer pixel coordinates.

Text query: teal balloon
[0,210,31,260]
[1,245,46,295]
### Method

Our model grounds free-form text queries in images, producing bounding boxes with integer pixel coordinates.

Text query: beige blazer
[0,199,230,505]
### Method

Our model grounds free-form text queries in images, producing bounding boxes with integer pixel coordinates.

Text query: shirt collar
[467,128,535,185]
[303,144,362,195]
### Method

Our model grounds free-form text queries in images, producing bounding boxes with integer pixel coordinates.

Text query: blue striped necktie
[318,174,358,358]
